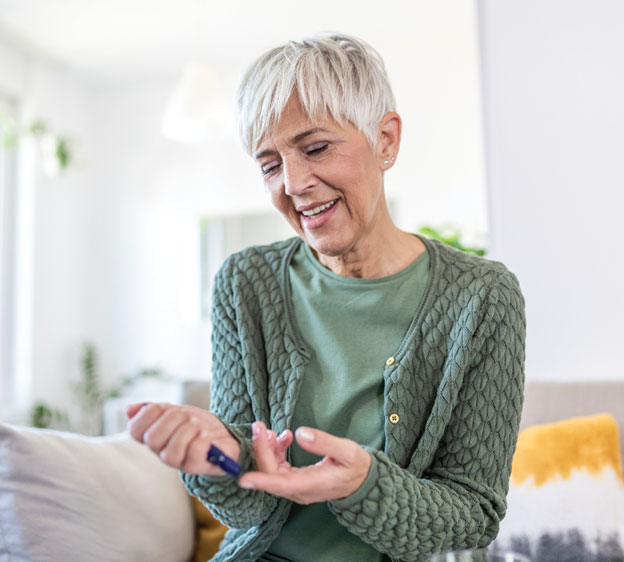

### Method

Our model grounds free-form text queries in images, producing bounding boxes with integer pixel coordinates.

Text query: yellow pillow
[191,497,228,562]
[493,413,624,560]
[512,413,623,486]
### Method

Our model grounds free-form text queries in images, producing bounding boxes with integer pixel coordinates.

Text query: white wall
[0,40,93,414]
[387,6,487,245]
[83,77,235,386]
[478,0,624,381]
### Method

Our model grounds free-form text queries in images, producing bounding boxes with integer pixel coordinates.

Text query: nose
[283,155,316,196]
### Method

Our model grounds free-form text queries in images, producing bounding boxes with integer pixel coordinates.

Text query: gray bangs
[236,34,396,155]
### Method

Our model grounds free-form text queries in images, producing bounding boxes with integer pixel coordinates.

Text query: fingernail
[252,422,260,437]
[239,481,255,489]
[297,428,314,441]
[200,430,208,439]
[189,416,200,425]
[278,430,289,440]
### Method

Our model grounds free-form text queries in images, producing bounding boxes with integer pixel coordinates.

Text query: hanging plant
[0,111,73,175]
[29,119,72,175]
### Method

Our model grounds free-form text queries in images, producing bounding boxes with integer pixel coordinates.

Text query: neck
[315,222,426,279]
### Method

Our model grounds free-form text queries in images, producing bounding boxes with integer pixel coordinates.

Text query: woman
[127,34,525,562]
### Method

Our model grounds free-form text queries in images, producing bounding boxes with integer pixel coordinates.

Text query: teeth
[301,200,337,217]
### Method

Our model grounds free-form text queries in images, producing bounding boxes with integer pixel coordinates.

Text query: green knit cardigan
[182,235,526,562]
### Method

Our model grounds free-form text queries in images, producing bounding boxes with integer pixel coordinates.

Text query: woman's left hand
[238,421,372,504]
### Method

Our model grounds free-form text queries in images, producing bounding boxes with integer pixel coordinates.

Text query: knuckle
[143,431,161,450]
[163,407,184,422]
[159,449,179,467]
[144,403,163,416]
[128,424,142,442]
[180,405,198,416]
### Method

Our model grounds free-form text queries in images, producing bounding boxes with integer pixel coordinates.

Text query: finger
[266,429,277,447]
[125,402,150,419]
[143,408,189,453]
[127,403,167,442]
[252,421,279,473]
[239,466,322,502]
[275,429,293,460]
[294,427,359,464]
[158,420,202,468]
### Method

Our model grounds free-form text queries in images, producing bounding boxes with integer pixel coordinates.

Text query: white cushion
[493,414,624,560]
[0,423,195,562]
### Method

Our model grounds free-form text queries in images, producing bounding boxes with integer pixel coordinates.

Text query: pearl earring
[383,156,395,164]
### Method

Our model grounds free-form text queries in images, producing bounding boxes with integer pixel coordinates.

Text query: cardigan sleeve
[180,261,279,530]
[328,271,526,561]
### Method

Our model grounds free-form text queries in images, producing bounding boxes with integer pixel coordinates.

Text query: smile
[300,199,338,217]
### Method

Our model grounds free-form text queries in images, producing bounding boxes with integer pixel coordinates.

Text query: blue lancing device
[207,444,241,477]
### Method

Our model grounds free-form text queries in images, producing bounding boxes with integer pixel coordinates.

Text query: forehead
[253,95,341,156]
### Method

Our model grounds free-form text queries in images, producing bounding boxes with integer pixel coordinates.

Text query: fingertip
[252,420,267,439]
[125,402,149,419]
[239,478,255,490]
[295,427,315,442]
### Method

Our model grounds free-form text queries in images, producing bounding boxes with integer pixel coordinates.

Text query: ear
[376,112,402,170]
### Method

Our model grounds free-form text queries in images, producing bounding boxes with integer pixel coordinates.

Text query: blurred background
[0,0,622,432]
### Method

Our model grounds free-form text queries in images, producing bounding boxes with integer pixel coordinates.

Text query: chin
[304,234,351,258]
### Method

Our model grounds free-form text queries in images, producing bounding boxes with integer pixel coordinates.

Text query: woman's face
[253,95,389,258]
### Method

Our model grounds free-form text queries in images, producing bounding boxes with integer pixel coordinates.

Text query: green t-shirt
[262,243,430,562]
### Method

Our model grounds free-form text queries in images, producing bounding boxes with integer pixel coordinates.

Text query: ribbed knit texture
[181,235,526,562]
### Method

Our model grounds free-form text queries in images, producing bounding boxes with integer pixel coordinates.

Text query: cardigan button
[389,413,400,424]
[385,356,395,366]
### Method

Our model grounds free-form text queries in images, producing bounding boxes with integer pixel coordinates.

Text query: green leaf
[30,401,69,429]
[29,120,47,136]
[56,138,70,169]
[417,224,487,256]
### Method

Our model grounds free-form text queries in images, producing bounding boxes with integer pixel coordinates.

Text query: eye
[261,160,281,176]
[306,143,328,156]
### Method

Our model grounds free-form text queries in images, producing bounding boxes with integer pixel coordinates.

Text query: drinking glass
[429,551,531,562]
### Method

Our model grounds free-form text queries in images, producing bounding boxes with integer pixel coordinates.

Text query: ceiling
[0,0,476,81]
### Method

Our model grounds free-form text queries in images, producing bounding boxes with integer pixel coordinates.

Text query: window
[0,95,18,403]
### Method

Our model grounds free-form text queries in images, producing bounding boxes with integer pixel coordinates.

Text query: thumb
[294,427,359,464]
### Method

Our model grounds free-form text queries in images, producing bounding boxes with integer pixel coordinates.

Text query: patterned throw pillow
[493,414,624,561]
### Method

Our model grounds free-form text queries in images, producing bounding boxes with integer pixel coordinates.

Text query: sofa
[1,380,623,562]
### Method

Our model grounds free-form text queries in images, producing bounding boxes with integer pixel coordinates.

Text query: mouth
[298,198,339,230]
[299,199,339,218]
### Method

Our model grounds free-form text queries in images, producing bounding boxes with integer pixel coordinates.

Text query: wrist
[331,449,378,508]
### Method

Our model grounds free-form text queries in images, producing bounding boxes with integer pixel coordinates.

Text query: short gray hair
[236,33,397,155]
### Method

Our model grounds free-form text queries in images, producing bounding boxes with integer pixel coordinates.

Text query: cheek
[267,186,286,213]
[268,187,301,227]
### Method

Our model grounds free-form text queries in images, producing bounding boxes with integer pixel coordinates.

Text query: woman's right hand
[126,402,241,476]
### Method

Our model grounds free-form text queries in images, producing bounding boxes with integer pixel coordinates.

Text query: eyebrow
[254,128,328,160]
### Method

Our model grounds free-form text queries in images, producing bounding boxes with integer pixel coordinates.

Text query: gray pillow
[0,423,195,562]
